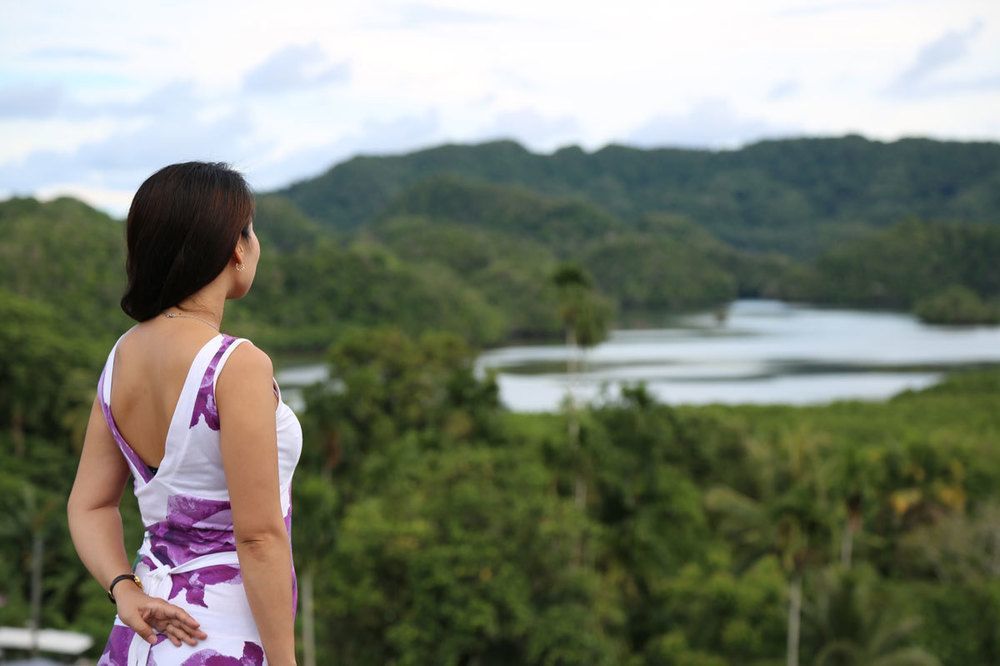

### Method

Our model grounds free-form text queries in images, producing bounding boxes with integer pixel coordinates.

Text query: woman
[67,162,302,666]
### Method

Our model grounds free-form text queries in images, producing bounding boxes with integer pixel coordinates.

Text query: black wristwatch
[108,573,143,603]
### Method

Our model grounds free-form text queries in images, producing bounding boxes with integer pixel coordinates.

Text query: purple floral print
[97,624,132,666]
[180,641,264,666]
[98,624,167,665]
[190,334,238,431]
[168,564,242,607]
[148,494,236,567]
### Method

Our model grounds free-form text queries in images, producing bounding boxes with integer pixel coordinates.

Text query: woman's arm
[216,343,296,666]
[67,394,206,647]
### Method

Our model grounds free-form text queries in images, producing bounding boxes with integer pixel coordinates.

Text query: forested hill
[272,134,1000,258]
[0,196,131,339]
[4,134,1000,355]
[6,166,1000,665]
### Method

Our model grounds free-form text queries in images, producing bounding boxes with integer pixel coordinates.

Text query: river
[275,299,1000,413]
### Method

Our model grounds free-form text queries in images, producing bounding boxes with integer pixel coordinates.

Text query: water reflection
[472,299,1000,411]
[275,299,1000,413]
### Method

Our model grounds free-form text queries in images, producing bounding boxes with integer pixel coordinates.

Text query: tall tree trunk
[30,529,43,656]
[566,325,579,452]
[12,402,26,457]
[566,326,586,566]
[28,481,43,658]
[574,476,587,514]
[302,568,316,666]
[573,473,587,566]
[786,573,802,666]
[840,520,853,568]
[842,495,862,568]
[322,431,341,480]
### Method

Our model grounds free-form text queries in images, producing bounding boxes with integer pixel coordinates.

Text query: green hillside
[365,214,563,341]
[0,196,516,354]
[785,218,1000,323]
[4,133,1000,355]
[275,135,1000,257]
[3,136,1000,664]
[0,196,131,339]
[378,173,627,255]
[366,175,792,330]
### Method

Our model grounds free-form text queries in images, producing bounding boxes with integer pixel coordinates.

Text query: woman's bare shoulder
[218,339,273,390]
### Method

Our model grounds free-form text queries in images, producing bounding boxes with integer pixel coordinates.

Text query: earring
[236,263,245,272]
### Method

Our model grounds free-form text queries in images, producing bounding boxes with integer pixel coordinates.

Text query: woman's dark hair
[120,161,255,321]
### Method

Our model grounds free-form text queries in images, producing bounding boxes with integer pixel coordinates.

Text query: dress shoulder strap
[100,325,139,405]
[189,334,251,431]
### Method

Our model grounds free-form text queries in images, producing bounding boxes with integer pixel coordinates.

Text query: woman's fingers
[163,625,182,647]
[136,599,208,647]
[150,614,208,643]
[118,595,208,648]
[159,618,202,646]
[129,608,159,645]
[164,621,197,646]
[147,600,202,630]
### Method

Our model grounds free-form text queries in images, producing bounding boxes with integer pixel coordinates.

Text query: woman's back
[104,322,280,473]
[94,323,303,665]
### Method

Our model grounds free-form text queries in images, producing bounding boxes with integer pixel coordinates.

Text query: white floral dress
[94,327,303,665]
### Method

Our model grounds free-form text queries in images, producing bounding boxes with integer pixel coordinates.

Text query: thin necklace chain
[161,309,221,332]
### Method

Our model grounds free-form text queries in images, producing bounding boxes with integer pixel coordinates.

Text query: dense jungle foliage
[3,304,1000,664]
[276,134,1000,257]
[2,134,999,664]
[3,136,1000,354]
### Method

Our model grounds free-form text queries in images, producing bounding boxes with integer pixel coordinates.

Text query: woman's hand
[114,583,208,647]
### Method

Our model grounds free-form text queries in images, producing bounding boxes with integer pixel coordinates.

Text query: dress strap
[189,335,251,431]
[98,365,156,484]
[97,325,152,483]
[100,325,139,406]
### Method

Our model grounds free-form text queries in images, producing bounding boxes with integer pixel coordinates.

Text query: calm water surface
[276,299,1000,413]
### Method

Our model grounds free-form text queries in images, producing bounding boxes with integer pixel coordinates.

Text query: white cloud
[0,0,998,213]
[887,18,990,96]
[364,2,524,28]
[774,0,898,18]
[0,78,204,120]
[28,46,122,61]
[35,183,135,218]
[248,109,442,190]
[242,43,350,95]
[0,82,66,118]
[767,79,800,101]
[476,108,581,151]
[625,98,803,149]
[0,108,269,207]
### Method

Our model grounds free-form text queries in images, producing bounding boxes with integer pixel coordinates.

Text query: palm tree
[823,446,874,569]
[0,480,62,656]
[705,430,835,666]
[291,473,339,666]
[806,564,940,666]
[550,263,612,566]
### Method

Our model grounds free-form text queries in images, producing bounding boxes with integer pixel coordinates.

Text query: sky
[1,0,999,218]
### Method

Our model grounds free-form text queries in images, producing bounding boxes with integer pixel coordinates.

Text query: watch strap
[107,573,142,604]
